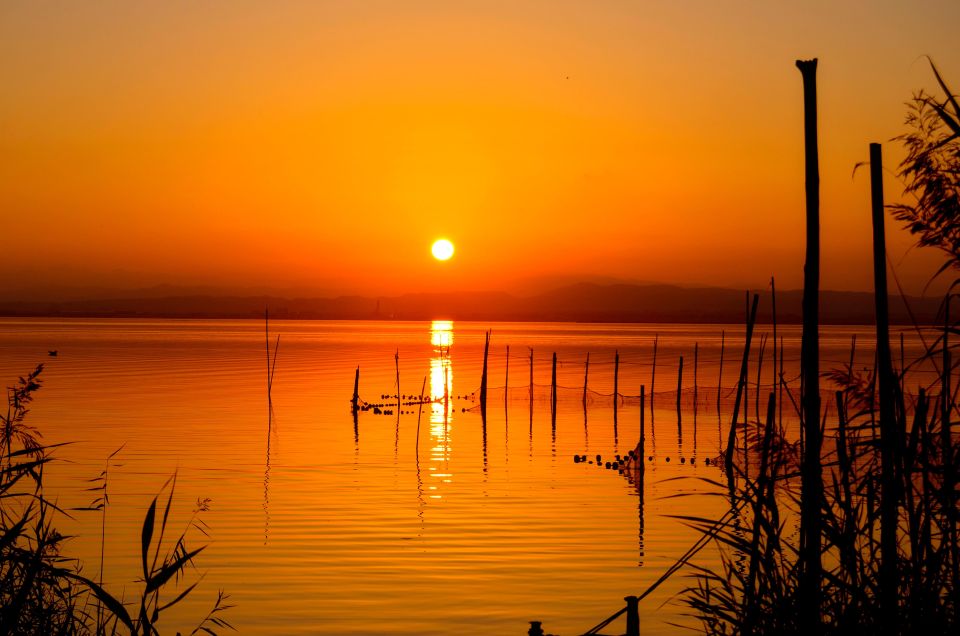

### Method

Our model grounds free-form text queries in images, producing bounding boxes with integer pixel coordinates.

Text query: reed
[672,61,960,636]
[725,293,759,469]
[0,365,232,635]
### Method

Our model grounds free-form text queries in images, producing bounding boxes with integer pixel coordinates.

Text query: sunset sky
[2,1,959,299]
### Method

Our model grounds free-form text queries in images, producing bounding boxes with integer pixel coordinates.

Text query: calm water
[0,319,933,635]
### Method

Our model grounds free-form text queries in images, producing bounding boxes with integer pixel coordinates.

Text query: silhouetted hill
[0,283,943,324]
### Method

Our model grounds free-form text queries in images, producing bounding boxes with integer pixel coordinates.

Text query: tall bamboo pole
[871,143,898,634]
[797,57,822,632]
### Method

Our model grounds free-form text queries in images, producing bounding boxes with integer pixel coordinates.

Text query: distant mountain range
[0,282,945,325]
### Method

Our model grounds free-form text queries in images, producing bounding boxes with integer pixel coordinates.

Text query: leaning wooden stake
[797,57,822,633]
[870,141,898,633]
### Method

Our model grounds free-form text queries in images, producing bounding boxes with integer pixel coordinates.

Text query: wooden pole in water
[870,141,897,633]
[505,344,510,407]
[352,366,360,412]
[718,330,725,415]
[771,276,778,417]
[625,595,639,636]
[778,337,784,435]
[480,330,490,417]
[755,334,767,429]
[529,347,534,404]
[796,57,822,633]
[583,352,590,407]
[744,291,749,422]
[693,343,699,418]
[676,356,683,417]
[614,350,620,409]
[639,385,646,476]
[613,351,620,446]
[651,335,658,413]
[551,352,558,418]
[416,375,426,455]
[395,349,400,411]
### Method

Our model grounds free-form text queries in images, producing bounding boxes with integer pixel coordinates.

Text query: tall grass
[0,364,233,635]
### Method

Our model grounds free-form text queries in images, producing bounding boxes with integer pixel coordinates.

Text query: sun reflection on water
[428,320,454,498]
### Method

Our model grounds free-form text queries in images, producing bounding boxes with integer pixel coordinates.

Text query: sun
[431,238,455,261]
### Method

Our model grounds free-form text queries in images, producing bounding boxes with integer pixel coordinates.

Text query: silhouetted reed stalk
[725,293,759,471]
[265,308,279,406]
[0,365,232,635]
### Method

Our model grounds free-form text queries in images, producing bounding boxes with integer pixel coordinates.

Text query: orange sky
[2,1,959,299]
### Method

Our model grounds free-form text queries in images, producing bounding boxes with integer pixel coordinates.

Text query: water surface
[0,319,929,634]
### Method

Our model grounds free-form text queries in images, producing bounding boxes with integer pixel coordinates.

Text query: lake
[0,318,932,635]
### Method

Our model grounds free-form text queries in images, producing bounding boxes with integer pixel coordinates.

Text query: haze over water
[0,318,936,634]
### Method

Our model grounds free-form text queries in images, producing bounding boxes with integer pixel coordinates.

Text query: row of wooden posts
[350,328,781,431]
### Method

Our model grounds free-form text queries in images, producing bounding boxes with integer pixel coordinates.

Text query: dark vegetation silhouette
[672,58,960,636]
[574,57,960,636]
[0,365,233,635]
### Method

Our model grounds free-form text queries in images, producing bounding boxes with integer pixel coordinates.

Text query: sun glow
[431,239,455,261]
